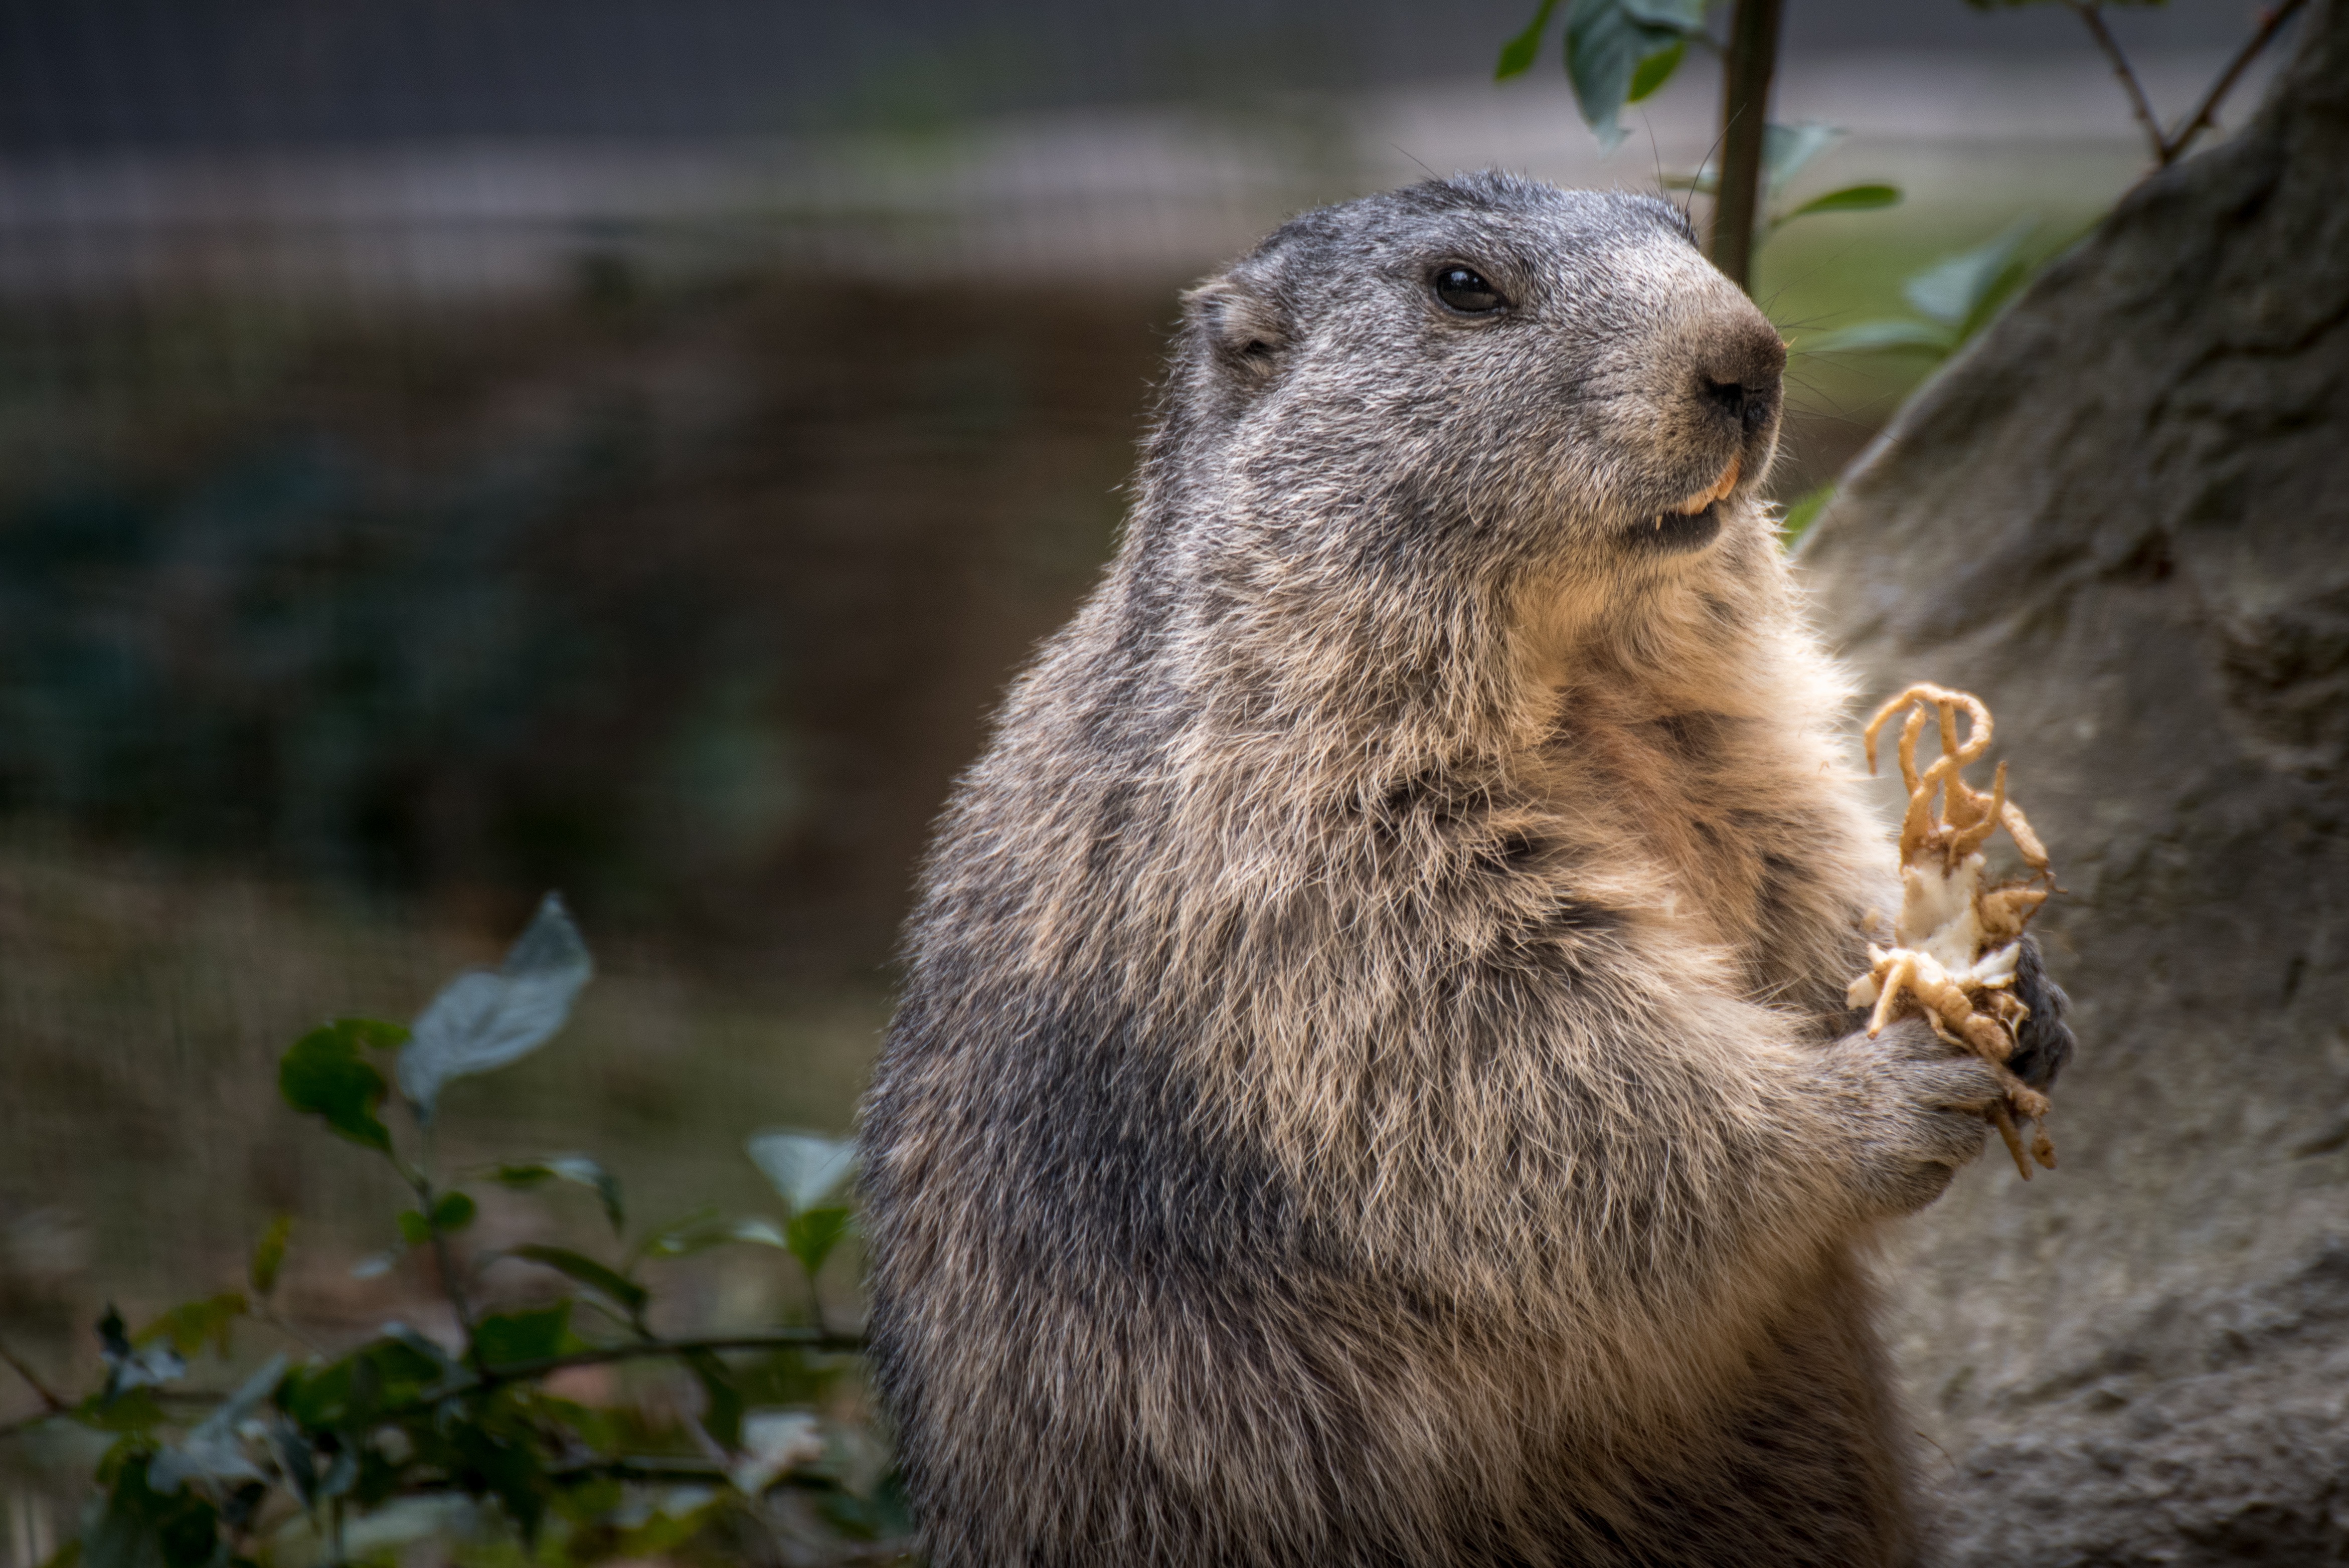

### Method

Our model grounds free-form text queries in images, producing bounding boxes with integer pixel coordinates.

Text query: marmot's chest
[1537,705,1797,961]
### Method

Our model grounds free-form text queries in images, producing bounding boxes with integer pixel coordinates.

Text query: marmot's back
[860,174,2011,1568]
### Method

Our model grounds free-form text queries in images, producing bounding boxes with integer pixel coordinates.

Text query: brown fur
[860,175,2008,1566]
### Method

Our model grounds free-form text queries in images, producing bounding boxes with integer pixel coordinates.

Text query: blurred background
[0,0,2295,1469]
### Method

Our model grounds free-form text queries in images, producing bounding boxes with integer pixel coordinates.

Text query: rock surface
[1796,6,2349,1562]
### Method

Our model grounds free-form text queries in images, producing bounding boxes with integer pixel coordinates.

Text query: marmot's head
[1162,174,1784,605]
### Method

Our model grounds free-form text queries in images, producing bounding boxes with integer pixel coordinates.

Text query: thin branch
[2164,0,2310,163]
[479,1330,866,1385]
[2068,2,2167,164]
[0,1337,66,1413]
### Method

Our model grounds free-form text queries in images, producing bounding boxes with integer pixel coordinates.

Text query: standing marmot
[860,174,2070,1567]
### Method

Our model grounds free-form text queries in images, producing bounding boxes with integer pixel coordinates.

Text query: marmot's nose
[1697,321,1787,436]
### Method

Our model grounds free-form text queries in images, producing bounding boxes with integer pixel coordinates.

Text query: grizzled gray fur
[859,174,2068,1567]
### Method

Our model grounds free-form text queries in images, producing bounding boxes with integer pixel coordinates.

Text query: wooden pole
[1709,0,1784,294]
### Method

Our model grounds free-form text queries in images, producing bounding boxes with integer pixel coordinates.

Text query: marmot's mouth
[1628,502,1724,554]
[1624,454,1740,554]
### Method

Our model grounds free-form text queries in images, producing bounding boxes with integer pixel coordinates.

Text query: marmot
[860,173,2072,1567]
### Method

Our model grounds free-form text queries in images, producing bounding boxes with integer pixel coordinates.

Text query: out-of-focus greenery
[1802,222,2042,364]
[0,898,905,1568]
[0,274,1152,975]
[1497,2,1902,257]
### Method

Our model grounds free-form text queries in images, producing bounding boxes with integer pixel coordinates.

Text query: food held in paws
[1847,683,2059,1178]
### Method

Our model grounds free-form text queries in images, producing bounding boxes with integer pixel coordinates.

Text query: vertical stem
[1708,0,1784,294]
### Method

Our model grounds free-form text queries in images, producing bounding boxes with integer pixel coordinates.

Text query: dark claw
[2004,933,2075,1090]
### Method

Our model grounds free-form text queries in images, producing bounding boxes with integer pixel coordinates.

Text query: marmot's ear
[1181,273,1288,382]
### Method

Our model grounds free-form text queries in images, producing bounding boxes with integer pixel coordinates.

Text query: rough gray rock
[1796,5,2349,1562]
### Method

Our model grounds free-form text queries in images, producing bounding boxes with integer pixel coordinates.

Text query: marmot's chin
[1621,502,1724,555]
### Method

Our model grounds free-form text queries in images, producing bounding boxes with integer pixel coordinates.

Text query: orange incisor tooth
[1668,454,1744,519]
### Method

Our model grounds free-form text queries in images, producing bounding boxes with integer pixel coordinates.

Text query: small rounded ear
[1180,273,1289,381]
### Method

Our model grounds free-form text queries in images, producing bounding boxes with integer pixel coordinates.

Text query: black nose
[1699,326,1786,435]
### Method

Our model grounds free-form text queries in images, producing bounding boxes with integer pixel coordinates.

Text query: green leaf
[445,1414,550,1541]
[279,1021,396,1154]
[1777,483,1835,548]
[784,1207,855,1282]
[1495,0,1562,78]
[397,892,594,1123]
[135,1294,246,1360]
[276,1336,444,1430]
[1564,0,1701,151]
[492,1155,625,1234]
[1761,121,1844,197]
[683,1350,744,1451]
[376,1321,464,1384]
[634,1206,727,1261]
[507,1245,649,1319]
[1675,120,1846,205]
[746,1131,856,1214]
[395,1209,432,1246]
[729,1217,789,1250]
[429,1190,477,1233]
[97,1307,184,1399]
[1799,318,1959,356]
[1782,183,1902,221]
[1619,0,1708,25]
[1903,220,2035,327]
[472,1303,580,1368]
[1625,37,1685,102]
[72,1386,168,1436]
[248,1215,293,1298]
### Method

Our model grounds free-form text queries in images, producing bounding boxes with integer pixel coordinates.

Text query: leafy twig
[2164,0,2310,163]
[476,1330,866,1386]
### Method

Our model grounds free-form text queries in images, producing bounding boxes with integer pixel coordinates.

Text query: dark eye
[1433,265,1505,313]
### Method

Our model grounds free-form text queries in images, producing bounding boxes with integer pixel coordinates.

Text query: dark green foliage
[136,1296,247,1361]
[276,1022,399,1154]
[1,900,901,1566]
[246,1218,293,1300]
[507,1246,650,1325]
[490,1157,625,1235]
[84,1455,222,1568]
[1497,0,1710,149]
[785,1209,856,1283]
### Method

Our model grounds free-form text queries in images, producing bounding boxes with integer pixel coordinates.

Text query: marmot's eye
[1433,266,1506,313]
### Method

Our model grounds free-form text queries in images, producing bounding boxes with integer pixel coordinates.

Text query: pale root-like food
[1846,684,2059,1179]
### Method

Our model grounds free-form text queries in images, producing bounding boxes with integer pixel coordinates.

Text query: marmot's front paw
[2004,933,2075,1091]
[1817,1016,2008,1217]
